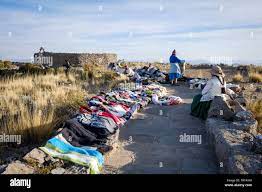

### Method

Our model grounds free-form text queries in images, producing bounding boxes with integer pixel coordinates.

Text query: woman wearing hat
[169,49,183,85]
[191,65,230,120]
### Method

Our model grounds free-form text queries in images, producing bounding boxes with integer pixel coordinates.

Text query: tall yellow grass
[247,99,262,133]
[249,72,262,83]
[232,73,244,82]
[0,66,128,145]
[0,73,86,144]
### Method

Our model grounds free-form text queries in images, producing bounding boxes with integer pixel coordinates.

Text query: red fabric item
[92,95,130,111]
[79,106,93,114]
[79,105,124,125]
[91,96,107,103]
[108,101,130,111]
[97,111,123,125]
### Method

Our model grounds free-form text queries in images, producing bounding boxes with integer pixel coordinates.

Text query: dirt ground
[103,84,219,174]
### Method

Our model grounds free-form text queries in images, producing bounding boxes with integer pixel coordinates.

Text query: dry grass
[0,65,127,145]
[0,73,86,144]
[249,72,262,83]
[82,63,128,92]
[232,73,244,82]
[184,69,211,79]
[248,65,262,74]
[247,99,262,133]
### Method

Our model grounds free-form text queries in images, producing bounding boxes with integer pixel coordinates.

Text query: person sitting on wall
[169,49,183,86]
[190,65,234,120]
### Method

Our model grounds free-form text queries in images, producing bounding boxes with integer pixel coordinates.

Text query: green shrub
[0,62,4,69]
[79,70,89,81]
[54,67,65,75]
[103,71,118,82]
[19,63,44,74]
[46,67,55,74]
[0,60,13,69]
[4,60,12,66]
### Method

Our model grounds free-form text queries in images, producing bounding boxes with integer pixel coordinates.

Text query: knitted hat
[211,65,225,77]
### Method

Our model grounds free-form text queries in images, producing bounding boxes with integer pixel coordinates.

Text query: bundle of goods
[108,62,168,84]
[134,66,167,83]
[226,83,241,93]
[141,83,168,97]
[188,78,208,90]
[107,62,135,77]
[40,83,182,174]
[152,94,183,106]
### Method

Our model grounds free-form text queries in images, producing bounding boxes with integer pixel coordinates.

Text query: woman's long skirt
[190,94,212,120]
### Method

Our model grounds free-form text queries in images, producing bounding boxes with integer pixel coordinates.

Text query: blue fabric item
[47,137,104,165]
[169,55,182,64]
[169,55,182,74]
[169,73,181,80]
[122,103,139,120]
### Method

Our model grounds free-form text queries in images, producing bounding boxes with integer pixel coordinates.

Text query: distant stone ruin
[33,47,117,68]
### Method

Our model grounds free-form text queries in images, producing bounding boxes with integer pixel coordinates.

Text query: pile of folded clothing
[152,94,183,106]
[226,83,241,93]
[108,63,168,84]
[40,83,182,174]
[134,66,168,83]
[188,78,208,89]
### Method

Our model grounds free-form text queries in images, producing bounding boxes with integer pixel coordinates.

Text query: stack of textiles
[108,63,168,84]
[134,66,167,83]
[152,94,183,105]
[40,83,182,174]
[188,78,208,90]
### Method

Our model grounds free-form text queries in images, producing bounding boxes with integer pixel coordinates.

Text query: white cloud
[38,4,43,12]
[0,0,261,63]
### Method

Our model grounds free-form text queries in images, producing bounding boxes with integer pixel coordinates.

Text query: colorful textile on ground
[40,82,183,174]
[40,146,101,174]
[39,137,103,174]
[152,94,183,105]
[108,63,168,83]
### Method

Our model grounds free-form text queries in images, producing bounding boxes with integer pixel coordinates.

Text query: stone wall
[34,52,117,68]
[205,96,261,174]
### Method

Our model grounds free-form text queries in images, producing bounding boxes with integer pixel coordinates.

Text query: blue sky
[0,0,262,64]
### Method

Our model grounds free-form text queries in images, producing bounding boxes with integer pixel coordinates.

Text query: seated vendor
[169,49,183,86]
[124,64,135,77]
[190,65,233,120]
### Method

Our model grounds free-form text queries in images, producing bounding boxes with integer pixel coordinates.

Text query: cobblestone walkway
[104,84,219,174]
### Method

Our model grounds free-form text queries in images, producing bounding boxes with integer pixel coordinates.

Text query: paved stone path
[104,84,219,174]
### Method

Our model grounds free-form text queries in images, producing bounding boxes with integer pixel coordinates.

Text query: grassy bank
[0,65,127,145]
[0,73,86,144]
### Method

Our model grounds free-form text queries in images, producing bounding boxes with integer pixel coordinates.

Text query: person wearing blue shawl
[169,49,183,85]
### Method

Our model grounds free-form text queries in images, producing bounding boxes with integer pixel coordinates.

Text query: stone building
[33,47,117,68]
